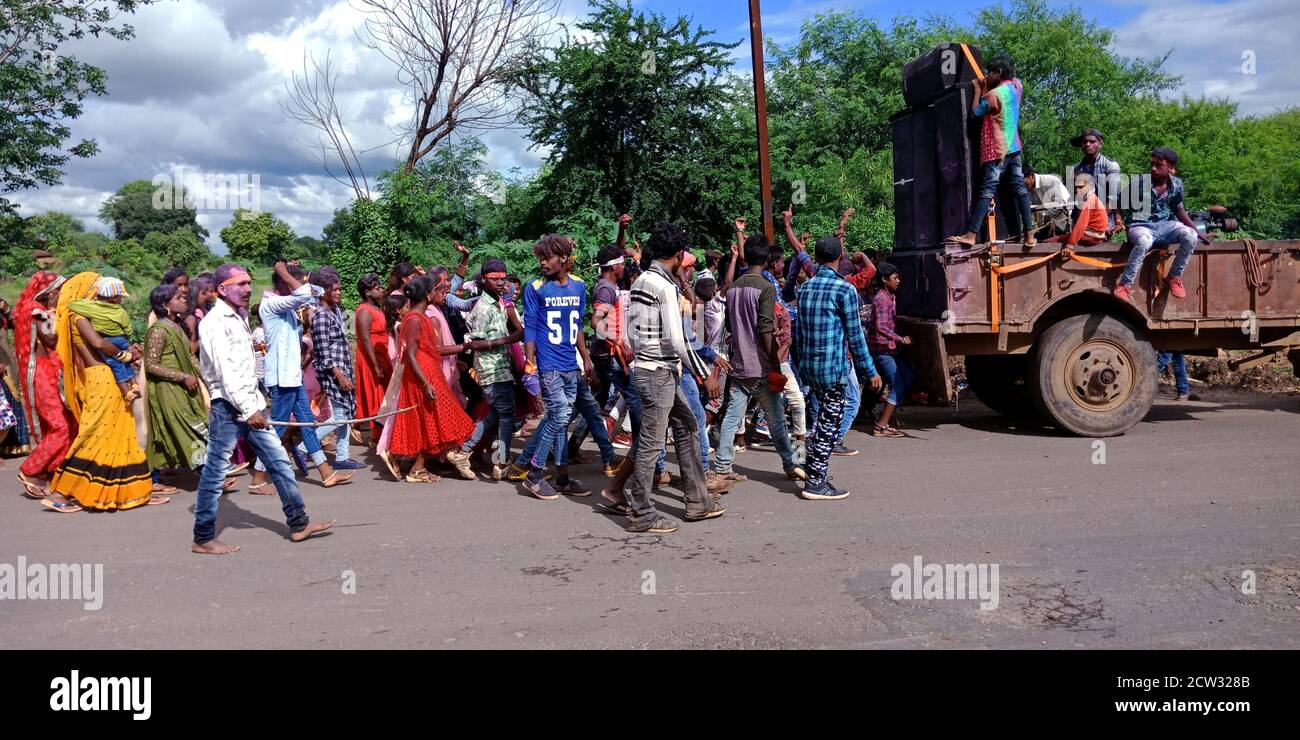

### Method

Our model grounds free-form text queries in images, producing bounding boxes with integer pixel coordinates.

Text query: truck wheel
[1029,313,1157,437]
[965,355,1038,418]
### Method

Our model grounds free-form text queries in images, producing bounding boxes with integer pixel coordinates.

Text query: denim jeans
[713,376,797,474]
[1122,220,1199,286]
[315,405,353,463]
[872,353,914,407]
[558,374,616,467]
[839,365,861,444]
[463,380,516,457]
[195,399,308,544]
[679,373,710,470]
[968,151,1034,236]
[253,384,326,472]
[627,366,713,525]
[566,353,614,450]
[1157,352,1190,396]
[522,370,577,471]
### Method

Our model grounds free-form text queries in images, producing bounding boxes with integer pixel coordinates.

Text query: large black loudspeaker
[892,44,987,250]
[902,43,984,109]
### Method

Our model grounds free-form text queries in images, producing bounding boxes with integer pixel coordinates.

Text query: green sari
[144,318,208,469]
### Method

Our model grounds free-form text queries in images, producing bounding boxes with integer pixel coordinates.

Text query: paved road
[2,389,1298,649]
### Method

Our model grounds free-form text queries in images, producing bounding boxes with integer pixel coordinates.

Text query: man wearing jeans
[457,259,523,480]
[309,270,365,470]
[624,221,724,533]
[517,235,598,500]
[1114,148,1209,302]
[795,236,882,500]
[946,56,1035,247]
[249,261,354,489]
[192,263,334,554]
[713,234,806,484]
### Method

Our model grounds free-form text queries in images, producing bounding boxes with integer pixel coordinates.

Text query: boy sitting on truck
[1045,173,1108,247]
[1114,147,1209,302]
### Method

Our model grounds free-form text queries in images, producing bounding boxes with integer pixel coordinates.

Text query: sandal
[248,480,274,495]
[221,478,238,492]
[404,469,440,484]
[871,424,905,438]
[18,473,48,499]
[377,451,401,480]
[596,489,631,515]
[148,495,171,505]
[151,483,179,494]
[41,498,83,514]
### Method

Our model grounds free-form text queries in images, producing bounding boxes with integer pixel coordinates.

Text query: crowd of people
[0,58,1214,545]
[0,206,923,546]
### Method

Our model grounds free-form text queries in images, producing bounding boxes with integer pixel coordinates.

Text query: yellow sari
[47,273,152,511]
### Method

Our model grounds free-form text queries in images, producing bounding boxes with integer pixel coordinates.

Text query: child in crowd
[69,276,138,404]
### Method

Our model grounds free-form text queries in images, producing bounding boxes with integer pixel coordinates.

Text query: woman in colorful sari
[39,272,164,513]
[144,284,219,483]
[14,273,75,497]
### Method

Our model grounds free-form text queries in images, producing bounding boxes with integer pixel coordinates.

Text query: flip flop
[596,491,631,515]
[41,499,82,514]
[148,495,171,505]
[248,481,274,495]
[221,478,238,491]
[404,470,440,484]
[151,483,179,494]
[18,473,48,499]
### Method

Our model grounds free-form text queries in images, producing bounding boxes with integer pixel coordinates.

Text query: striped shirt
[627,261,710,381]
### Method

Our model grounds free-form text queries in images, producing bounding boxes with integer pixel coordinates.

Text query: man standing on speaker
[946,56,1035,248]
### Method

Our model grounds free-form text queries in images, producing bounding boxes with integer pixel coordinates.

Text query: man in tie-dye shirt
[947,56,1036,247]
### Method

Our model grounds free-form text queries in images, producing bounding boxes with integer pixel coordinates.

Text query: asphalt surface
[2,388,1298,649]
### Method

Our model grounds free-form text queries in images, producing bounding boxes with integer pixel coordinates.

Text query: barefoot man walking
[192,263,334,554]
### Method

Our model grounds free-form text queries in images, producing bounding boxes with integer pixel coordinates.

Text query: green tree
[141,228,212,272]
[98,179,209,241]
[332,198,399,308]
[515,0,751,249]
[219,210,295,266]
[0,1,159,213]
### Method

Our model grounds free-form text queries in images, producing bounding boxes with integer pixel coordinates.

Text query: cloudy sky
[13,0,1297,253]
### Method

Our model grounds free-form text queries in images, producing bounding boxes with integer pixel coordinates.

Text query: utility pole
[748,0,774,243]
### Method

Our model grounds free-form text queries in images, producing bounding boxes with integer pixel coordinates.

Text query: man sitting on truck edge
[1114,147,1209,302]
[1068,128,1123,234]
[945,55,1036,248]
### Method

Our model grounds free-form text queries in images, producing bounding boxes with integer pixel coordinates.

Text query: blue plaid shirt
[795,265,877,387]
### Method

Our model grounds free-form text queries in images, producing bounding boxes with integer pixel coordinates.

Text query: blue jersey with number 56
[523,276,586,372]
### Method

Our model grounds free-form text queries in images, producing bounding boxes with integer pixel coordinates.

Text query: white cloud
[1111,0,1300,115]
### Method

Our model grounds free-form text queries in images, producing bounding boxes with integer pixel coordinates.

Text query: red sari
[354,302,390,431]
[389,312,473,457]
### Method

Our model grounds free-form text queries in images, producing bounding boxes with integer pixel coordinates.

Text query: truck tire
[965,355,1038,418]
[1029,313,1157,437]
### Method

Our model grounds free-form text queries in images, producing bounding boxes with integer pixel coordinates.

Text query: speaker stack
[893,43,1018,250]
